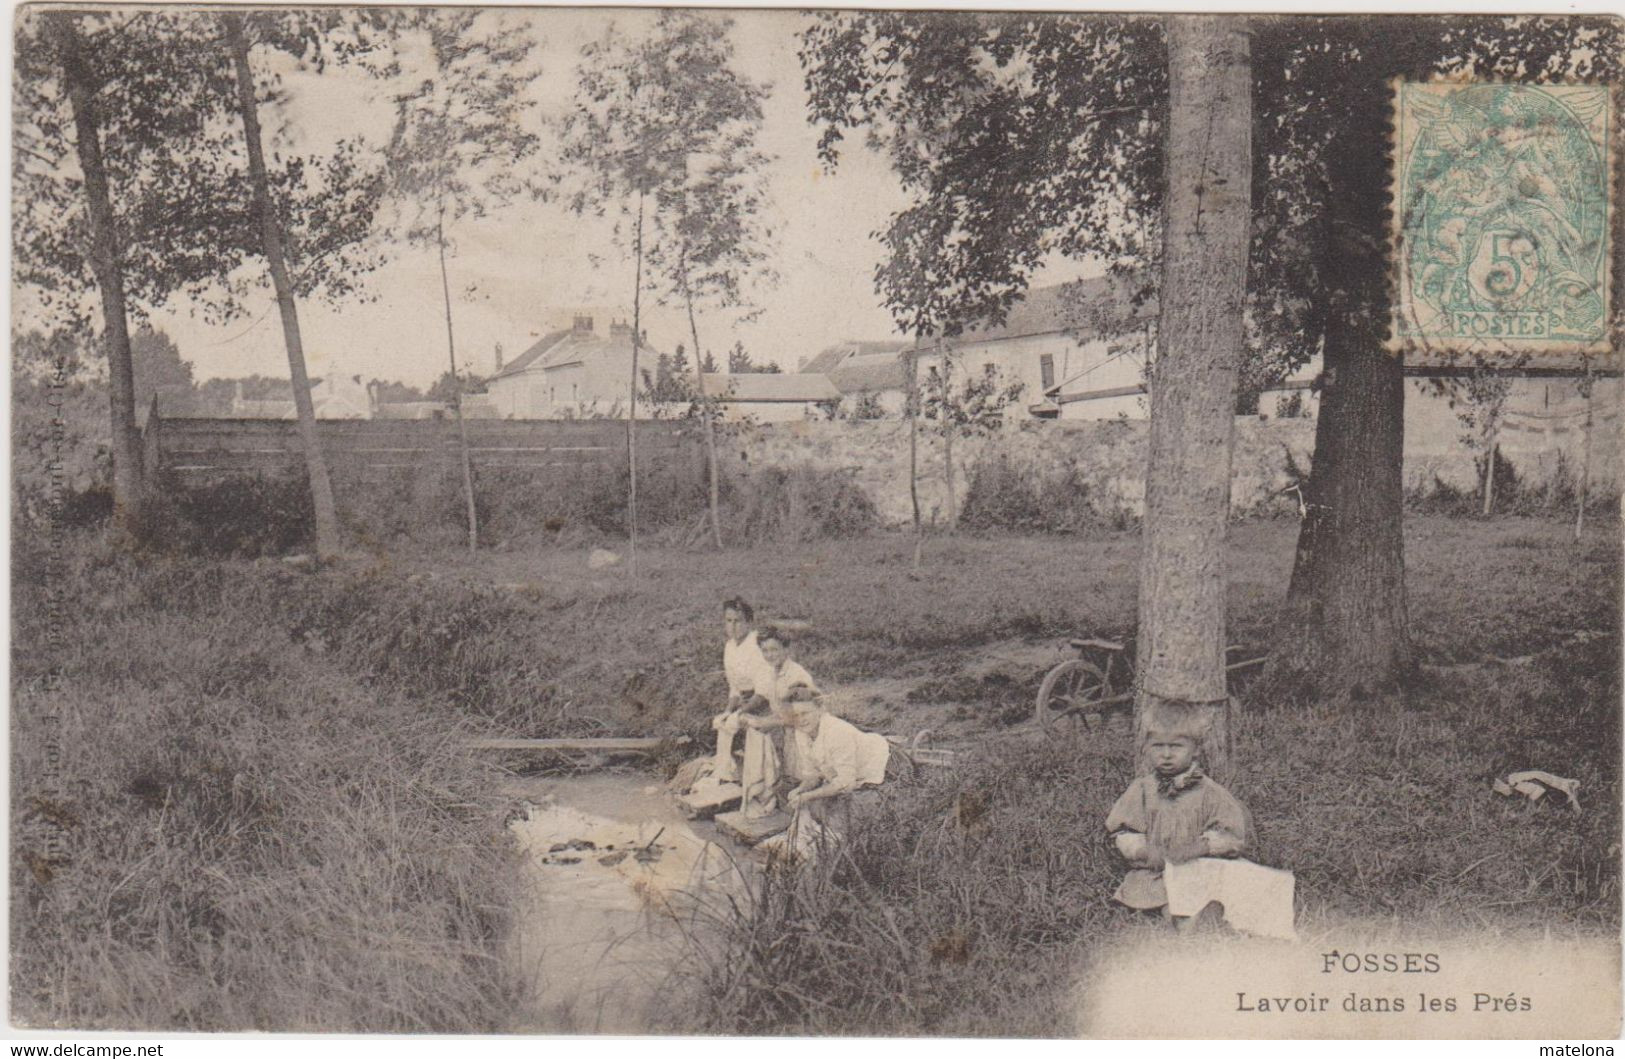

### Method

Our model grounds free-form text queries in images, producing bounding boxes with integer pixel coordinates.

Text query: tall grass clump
[959,455,1135,534]
[691,737,1128,1037]
[721,466,879,544]
[11,541,526,1031]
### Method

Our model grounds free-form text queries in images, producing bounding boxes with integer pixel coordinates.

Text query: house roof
[803,340,913,393]
[703,372,841,402]
[493,327,663,380]
[800,347,849,375]
[830,353,909,394]
[945,273,1156,346]
[490,328,574,379]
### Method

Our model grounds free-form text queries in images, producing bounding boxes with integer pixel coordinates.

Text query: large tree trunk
[437,207,479,554]
[224,13,341,560]
[49,14,143,531]
[1267,127,1414,702]
[1134,14,1251,782]
[682,264,724,550]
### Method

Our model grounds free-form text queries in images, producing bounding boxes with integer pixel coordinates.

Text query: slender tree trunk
[627,191,645,577]
[224,13,341,560]
[437,206,479,553]
[907,345,923,570]
[49,13,143,531]
[1576,368,1594,541]
[682,263,724,549]
[939,339,958,532]
[1266,57,1414,702]
[1134,14,1251,781]
[1481,432,1497,517]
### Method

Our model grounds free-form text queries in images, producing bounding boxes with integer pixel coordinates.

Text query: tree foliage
[803,12,1622,357]
[920,358,1024,438]
[383,10,541,246]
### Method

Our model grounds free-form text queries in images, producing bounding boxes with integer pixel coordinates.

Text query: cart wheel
[1035,659,1110,733]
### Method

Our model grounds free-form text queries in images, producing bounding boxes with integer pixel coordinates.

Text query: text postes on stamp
[1391,82,1614,360]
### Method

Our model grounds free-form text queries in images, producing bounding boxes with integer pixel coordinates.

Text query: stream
[505,771,750,1033]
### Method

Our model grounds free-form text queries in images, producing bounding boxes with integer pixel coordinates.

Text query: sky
[120,8,1048,389]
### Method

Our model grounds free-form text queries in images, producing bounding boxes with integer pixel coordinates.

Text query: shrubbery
[125,456,880,557]
[1405,449,1621,518]
[959,454,1137,534]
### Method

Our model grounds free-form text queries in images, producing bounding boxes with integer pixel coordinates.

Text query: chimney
[493,342,504,373]
[573,314,594,334]
[608,318,630,337]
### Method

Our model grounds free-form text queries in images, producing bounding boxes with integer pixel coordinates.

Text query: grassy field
[11,513,1619,1032]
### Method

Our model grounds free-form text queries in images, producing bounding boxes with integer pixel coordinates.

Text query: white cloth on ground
[739,725,780,819]
[1164,857,1297,940]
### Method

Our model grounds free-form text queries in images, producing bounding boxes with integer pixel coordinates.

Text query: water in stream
[507,772,749,1033]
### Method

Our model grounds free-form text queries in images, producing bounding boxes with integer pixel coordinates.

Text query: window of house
[1040,354,1055,391]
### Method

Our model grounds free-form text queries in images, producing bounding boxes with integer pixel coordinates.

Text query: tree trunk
[907,345,923,570]
[939,339,958,532]
[1576,368,1594,541]
[437,207,479,553]
[49,13,143,531]
[682,264,724,549]
[1481,435,1497,517]
[1266,77,1414,703]
[224,13,341,560]
[627,191,645,578]
[1134,14,1251,782]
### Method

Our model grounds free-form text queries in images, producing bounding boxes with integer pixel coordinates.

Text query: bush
[1405,450,1621,519]
[722,465,879,544]
[141,454,882,555]
[959,454,1134,534]
[138,471,314,558]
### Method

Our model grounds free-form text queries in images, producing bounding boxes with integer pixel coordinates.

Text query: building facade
[485,315,661,419]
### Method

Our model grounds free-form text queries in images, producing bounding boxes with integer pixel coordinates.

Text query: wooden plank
[675,782,743,819]
[464,736,688,752]
[714,808,792,845]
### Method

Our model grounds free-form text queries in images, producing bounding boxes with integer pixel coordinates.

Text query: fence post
[142,393,163,481]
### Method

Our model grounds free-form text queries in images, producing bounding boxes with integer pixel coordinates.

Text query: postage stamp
[1390,81,1614,358]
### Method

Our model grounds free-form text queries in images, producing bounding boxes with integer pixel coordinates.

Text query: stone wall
[729,391,1621,528]
[728,417,1316,527]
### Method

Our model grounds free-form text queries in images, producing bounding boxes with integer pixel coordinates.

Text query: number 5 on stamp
[1390,81,1614,357]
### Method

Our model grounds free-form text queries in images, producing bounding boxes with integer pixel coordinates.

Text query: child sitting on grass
[1105,713,1249,917]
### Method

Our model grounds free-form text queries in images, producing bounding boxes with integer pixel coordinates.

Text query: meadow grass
[10,543,527,1030]
[10,513,1618,1032]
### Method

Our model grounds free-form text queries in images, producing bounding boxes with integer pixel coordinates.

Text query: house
[913,274,1158,421]
[701,372,842,423]
[801,340,913,417]
[485,314,663,418]
[227,374,374,420]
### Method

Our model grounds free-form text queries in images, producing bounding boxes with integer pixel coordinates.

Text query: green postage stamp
[1391,81,1614,357]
